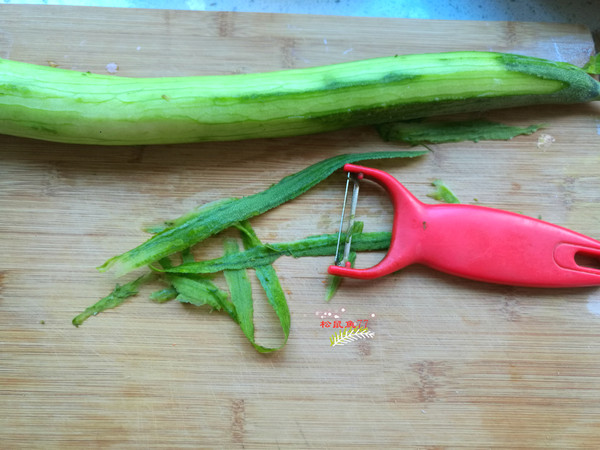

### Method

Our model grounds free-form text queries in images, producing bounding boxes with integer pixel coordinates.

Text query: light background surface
[4,0,600,47]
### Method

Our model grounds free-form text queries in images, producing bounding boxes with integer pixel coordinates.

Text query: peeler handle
[328,164,600,288]
[416,203,600,287]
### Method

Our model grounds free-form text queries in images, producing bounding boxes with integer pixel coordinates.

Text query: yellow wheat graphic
[330,327,374,347]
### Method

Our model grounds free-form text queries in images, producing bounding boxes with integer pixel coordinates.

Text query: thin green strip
[144,198,239,234]
[236,221,290,351]
[72,272,155,326]
[223,236,285,353]
[159,231,391,274]
[378,118,543,145]
[223,238,255,343]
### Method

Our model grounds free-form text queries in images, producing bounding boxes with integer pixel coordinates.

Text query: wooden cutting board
[2,5,600,448]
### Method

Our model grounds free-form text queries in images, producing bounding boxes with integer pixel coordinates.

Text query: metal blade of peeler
[334,172,360,267]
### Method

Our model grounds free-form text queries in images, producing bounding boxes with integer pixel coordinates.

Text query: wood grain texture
[1,5,600,448]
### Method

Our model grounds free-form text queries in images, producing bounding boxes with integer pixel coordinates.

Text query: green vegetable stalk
[1,51,598,145]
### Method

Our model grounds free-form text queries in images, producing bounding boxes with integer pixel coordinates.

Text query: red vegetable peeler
[328,164,600,288]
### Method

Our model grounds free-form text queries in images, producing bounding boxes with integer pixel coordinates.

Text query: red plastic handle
[328,164,600,288]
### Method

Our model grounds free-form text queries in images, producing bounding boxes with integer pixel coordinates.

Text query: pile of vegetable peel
[77,119,542,352]
[77,150,425,352]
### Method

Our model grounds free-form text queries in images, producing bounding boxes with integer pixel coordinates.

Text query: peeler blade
[334,171,361,267]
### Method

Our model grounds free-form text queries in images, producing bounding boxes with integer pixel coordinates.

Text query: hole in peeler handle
[574,251,600,272]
